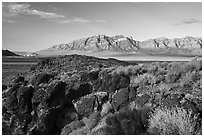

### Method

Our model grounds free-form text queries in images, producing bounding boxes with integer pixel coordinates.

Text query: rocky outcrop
[2,55,202,135]
[73,92,108,117]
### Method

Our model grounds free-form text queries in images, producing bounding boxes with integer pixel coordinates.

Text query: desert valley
[2,2,202,135]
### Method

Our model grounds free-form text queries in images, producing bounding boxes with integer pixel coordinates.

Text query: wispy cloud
[2,18,16,23]
[175,18,201,25]
[57,17,90,24]
[4,3,64,19]
[182,18,201,24]
[57,18,107,24]
[2,3,107,24]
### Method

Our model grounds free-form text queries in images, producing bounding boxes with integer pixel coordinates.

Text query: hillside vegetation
[2,54,202,135]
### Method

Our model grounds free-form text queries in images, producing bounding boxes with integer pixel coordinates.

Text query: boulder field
[2,54,202,135]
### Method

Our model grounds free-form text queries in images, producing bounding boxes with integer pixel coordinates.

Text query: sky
[2,2,202,52]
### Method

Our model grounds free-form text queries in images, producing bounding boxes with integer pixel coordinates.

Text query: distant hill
[13,51,38,57]
[2,50,20,56]
[36,35,202,56]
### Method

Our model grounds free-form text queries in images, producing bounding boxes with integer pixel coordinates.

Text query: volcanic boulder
[17,86,34,114]
[30,106,63,135]
[111,87,129,112]
[73,92,108,117]
[64,83,93,106]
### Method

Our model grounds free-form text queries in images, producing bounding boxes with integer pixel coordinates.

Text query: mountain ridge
[36,35,202,56]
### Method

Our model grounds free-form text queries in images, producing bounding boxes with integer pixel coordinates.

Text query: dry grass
[148,106,199,135]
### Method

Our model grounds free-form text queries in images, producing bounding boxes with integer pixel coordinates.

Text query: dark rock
[64,83,93,106]
[80,70,99,82]
[4,83,20,98]
[5,113,32,135]
[134,94,151,109]
[46,81,66,108]
[60,106,79,128]
[99,70,130,93]
[162,94,182,108]
[73,92,108,117]
[73,94,97,117]
[129,87,137,101]
[4,92,19,114]
[32,88,49,116]
[14,75,25,83]
[94,92,109,111]
[111,87,129,111]
[2,121,12,135]
[17,86,34,114]
[34,106,63,134]
[32,81,66,117]
[195,100,202,112]
[2,84,7,91]
[31,73,53,87]
[181,100,201,116]
[118,75,130,89]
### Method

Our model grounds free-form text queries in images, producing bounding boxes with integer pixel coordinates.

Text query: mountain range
[36,35,202,56]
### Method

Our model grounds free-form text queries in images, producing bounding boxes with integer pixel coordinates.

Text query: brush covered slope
[37,35,202,56]
[2,54,202,135]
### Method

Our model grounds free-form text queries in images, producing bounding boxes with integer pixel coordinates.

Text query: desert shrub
[147,63,158,75]
[113,65,147,76]
[167,60,201,79]
[103,108,150,134]
[148,106,199,135]
[179,70,201,94]
[165,73,181,83]
[190,79,202,98]
[183,59,202,72]
[130,73,156,88]
[181,70,201,83]
[68,111,101,135]
[61,120,85,135]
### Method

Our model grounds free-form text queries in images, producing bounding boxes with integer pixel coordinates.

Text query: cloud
[57,18,107,24]
[57,18,90,24]
[4,3,64,19]
[2,18,16,23]
[175,18,201,25]
[182,18,201,24]
[2,3,107,24]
